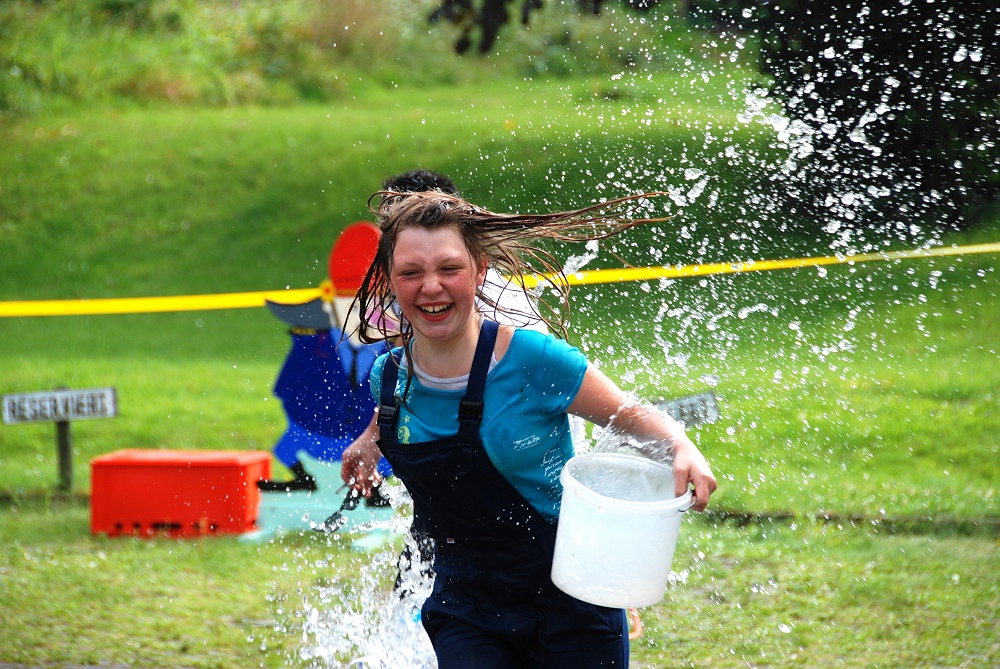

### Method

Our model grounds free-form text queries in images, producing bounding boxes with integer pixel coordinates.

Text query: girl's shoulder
[492,324,549,363]
[501,327,545,360]
[370,346,405,389]
[503,328,584,368]
[510,326,551,345]
[510,327,570,352]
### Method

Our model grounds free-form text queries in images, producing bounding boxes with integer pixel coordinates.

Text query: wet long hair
[354,190,670,350]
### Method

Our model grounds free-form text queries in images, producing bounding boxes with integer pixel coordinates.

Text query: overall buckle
[377,404,398,427]
[458,399,484,423]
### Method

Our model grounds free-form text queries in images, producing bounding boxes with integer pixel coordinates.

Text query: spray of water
[285,487,435,669]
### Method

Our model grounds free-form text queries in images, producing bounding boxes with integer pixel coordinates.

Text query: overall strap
[458,319,499,437]
[377,320,500,443]
[376,348,404,442]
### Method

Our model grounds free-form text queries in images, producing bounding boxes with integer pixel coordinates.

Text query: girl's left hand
[672,441,716,512]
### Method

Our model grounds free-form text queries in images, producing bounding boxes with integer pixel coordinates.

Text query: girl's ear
[476,254,489,285]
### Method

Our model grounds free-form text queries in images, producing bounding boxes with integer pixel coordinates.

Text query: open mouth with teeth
[418,303,453,317]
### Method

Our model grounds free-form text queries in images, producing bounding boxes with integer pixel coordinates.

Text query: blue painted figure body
[258,325,391,492]
[272,327,389,472]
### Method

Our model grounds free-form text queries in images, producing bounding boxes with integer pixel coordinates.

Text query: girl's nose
[421,273,441,293]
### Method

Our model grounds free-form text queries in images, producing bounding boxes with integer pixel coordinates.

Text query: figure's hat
[329,222,380,297]
[327,222,382,341]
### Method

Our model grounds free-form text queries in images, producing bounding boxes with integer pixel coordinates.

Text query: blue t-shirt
[371,329,588,521]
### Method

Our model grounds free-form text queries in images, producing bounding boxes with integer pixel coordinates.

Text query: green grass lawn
[2,502,997,668]
[1,72,998,666]
[1,70,771,301]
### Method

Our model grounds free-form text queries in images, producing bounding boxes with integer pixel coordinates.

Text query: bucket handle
[679,488,696,513]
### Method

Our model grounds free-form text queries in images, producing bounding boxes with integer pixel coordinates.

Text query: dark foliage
[701,0,1000,230]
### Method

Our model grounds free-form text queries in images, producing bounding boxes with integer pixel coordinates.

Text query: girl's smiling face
[389,225,487,344]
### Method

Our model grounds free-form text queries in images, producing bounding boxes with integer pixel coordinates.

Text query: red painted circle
[329,222,381,296]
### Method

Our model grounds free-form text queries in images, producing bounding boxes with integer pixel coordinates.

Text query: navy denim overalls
[376,320,628,668]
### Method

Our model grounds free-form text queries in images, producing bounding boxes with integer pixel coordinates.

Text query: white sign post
[657,391,720,429]
[2,387,118,492]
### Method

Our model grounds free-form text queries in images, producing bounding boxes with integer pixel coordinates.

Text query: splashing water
[292,490,437,669]
[563,239,601,275]
[300,580,435,669]
[586,397,682,467]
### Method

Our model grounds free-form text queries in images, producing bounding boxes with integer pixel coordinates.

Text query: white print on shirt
[513,434,541,451]
[542,447,564,488]
[544,447,565,503]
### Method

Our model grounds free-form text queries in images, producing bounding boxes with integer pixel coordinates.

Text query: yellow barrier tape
[522,241,1000,288]
[0,288,321,318]
[1,242,998,317]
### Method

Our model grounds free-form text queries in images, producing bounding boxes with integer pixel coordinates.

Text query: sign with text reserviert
[2,387,118,425]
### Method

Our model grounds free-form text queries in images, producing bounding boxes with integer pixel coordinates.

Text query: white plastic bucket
[551,452,693,608]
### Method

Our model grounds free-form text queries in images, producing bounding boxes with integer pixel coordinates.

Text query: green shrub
[0,0,722,115]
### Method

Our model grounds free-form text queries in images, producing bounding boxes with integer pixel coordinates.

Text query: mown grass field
[2,500,997,668]
[1,16,998,668]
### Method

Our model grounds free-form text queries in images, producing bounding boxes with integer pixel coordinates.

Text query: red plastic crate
[90,449,271,537]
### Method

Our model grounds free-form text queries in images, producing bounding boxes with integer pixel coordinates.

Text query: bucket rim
[561,452,692,511]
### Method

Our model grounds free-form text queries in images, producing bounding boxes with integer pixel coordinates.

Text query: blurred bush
[0,0,705,115]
